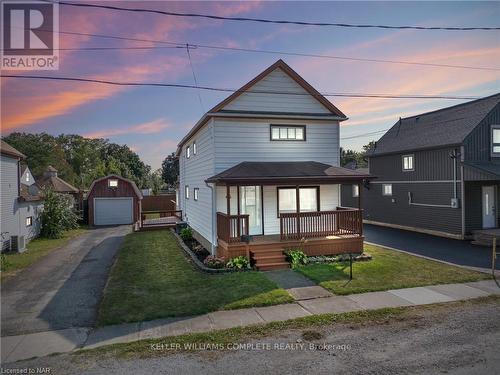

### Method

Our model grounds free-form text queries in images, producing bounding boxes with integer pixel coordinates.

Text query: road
[3,297,499,374]
[1,226,130,336]
[364,224,499,270]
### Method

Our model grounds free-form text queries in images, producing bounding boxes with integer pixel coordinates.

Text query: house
[20,164,36,187]
[87,175,142,227]
[176,59,372,270]
[1,140,43,252]
[347,93,500,240]
[36,165,82,210]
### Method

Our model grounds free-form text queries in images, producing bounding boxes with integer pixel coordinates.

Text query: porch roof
[206,161,374,184]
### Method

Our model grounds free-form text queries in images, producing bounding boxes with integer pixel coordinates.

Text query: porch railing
[280,207,363,240]
[141,210,182,227]
[216,212,249,243]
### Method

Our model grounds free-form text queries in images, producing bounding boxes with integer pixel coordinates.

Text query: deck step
[257,262,290,271]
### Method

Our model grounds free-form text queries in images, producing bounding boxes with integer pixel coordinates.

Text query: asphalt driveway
[364,224,499,271]
[1,226,131,336]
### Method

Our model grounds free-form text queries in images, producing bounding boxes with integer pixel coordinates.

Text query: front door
[482,186,496,229]
[240,186,263,235]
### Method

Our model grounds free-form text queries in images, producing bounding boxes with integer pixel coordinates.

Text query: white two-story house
[177,60,371,270]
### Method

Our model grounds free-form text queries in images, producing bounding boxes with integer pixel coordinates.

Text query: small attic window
[108,179,118,188]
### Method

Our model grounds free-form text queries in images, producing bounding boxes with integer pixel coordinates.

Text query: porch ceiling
[206,161,374,185]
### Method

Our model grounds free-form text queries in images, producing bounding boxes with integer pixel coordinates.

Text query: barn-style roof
[87,174,143,199]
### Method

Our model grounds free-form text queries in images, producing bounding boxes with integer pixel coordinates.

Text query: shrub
[284,249,308,268]
[203,255,226,269]
[180,227,193,241]
[226,256,251,270]
[40,189,79,239]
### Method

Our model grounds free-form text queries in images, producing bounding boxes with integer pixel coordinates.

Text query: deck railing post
[296,185,301,239]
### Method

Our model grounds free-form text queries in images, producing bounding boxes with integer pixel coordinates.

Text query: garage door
[94,198,134,225]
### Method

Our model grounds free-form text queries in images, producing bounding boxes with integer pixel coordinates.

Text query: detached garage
[88,175,142,226]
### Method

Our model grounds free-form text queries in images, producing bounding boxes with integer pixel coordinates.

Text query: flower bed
[307,253,372,264]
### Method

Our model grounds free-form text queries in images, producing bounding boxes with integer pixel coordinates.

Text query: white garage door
[94,198,134,225]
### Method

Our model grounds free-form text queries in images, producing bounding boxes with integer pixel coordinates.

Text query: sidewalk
[1,279,499,364]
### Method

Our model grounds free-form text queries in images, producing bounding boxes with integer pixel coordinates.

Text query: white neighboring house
[176,60,371,269]
[1,140,43,252]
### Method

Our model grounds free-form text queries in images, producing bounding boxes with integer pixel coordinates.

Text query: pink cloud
[84,118,171,138]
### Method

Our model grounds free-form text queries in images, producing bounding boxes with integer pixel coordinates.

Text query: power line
[0,74,483,100]
[185,44,205,112]
[43,0,500,31]
[340,129,390,140]
[28,28,500,71]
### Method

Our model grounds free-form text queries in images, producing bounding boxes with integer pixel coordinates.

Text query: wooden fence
[141,194,176,212]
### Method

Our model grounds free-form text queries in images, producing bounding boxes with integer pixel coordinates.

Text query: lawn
[296,244,491,295]
[0,226,88,280]
[97,230,293,326]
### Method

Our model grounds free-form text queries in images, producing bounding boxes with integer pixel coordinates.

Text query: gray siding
[463,102,500,163]
[340,184,360,209]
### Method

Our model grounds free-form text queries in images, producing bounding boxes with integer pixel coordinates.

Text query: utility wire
[27,28,500,71]
[42,0,500,31]
[0,74,483,100]
[341,129,390,140]
[186,44,205,112]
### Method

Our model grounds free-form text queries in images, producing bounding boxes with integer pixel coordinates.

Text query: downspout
[205,181,217,255]
[460,146,466,239]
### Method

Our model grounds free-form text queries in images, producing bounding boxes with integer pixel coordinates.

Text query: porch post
[237,185,241,238]
[226,184,231,215]
[358,181,363,236]
[296,185,301,238]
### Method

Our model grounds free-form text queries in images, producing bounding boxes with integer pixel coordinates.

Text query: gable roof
[1,140,26,159]
[176,60,347,155]
[88,174,143,199]
[206,161,372,184]
[370,93,500,156]
[37,174,79,193]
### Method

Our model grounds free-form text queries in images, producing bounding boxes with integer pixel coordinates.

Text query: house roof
[206,161,373,184]
[370,93,500,156]
[87,174,143,199]
[1,140,26,159]
[37,175,79,193]
[176,59,348,155]
[19,184,43,202]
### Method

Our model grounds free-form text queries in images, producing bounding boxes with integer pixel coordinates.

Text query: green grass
[1,227,88,280]
[81,295,500,360]
[296,244,491,295]
[97,230,293,326]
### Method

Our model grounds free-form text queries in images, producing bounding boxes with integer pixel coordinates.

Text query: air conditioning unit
[11,235,26,253]
[451,198,460,209]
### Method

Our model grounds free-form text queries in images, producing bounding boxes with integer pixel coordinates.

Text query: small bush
[284,249,308,268]
[226,256,251,270]
[203,255,226,269]
[180,227,193,241]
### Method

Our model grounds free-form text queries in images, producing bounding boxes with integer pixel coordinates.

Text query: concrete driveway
[364,224,499,271]
[1,226,131,337]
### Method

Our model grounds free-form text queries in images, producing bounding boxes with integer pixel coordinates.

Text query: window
[402,155,414,171]
[270,125,305,141]
[382,184,393,196]
[193,141,197,155]
[25,174,30,182]
[278,187,319,215]
[185,185,189,199]
[492,125,500,156]
[194,188,199,201]
[108,179,118,188]
[352,184,359,197]
[26,216,32,227]
[186,145,191,159]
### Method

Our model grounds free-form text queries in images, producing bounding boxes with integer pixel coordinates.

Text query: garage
[87,175,142,226]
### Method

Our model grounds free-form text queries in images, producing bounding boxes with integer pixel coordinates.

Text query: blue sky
[2,1,499,169]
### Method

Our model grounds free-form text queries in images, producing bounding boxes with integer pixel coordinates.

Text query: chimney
[44,165,58,178]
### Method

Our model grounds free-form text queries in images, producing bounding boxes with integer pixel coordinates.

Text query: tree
[161,153,179,188]
[148,169,165,195]
[340,140,377,168]
[40,189,79,239]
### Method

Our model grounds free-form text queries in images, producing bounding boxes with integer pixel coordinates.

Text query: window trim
[276,186,320,217]
[186,145,191,159]
[26,216,33,227]
[185,185,189,199]
[108,179,118,188]
[352,184,359,198]
[382,184,393,196]
[402,154,414,172]
[270,125,306,141]
[492,125,500,157]
[193,141,197,155]
[194,188,199,201]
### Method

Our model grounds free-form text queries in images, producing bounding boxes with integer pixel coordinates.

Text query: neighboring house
[347,93,500,240]
[20,164,36,187]
[176,60,372,269]
[87,175,142,227]
[36,165,80,208]
[1,140,43,252]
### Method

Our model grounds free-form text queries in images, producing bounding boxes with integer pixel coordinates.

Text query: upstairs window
[271,125,305,141]
[492,125,500,156]
[186,145,191,159]
[382,184,393,196]
[185,185,189,199]
[193,141,197,155]
[352,184,359,197]
[108,179,118,188]
[402,155,414,171]
[194,188,199,201]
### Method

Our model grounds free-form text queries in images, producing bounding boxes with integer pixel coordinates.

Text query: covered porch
[206,161,372,270]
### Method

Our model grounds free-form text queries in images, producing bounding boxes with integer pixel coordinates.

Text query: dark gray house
[341,93,500,240]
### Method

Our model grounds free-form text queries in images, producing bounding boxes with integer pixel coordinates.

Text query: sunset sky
[2,1,499,169]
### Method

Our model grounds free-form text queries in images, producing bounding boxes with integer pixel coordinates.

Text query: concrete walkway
[2,279,498,364]
[263,269,333,300]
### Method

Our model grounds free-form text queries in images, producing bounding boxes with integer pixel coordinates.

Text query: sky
[1,1,499,170]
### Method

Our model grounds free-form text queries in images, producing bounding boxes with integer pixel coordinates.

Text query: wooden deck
[472,228,500,247]
[139,210,182,231]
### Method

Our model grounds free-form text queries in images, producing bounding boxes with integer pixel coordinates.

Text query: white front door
[482,186,496,229]
[240,186,263,235]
